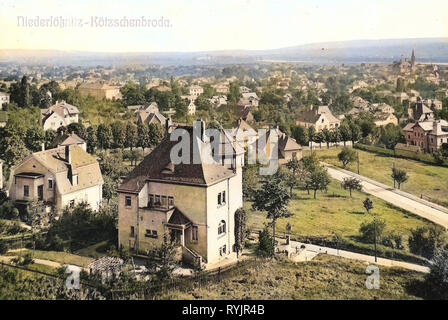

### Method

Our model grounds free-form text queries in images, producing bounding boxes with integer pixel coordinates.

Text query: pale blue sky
[1,0,447,52]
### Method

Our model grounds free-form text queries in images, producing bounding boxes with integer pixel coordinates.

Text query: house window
[155,195,161,206]
[148,194,154,207]
[168,196,174,207]
[222,191,226,204]
[130,226,135,237]
[192,226,198,241]
[125,196,132,207]
[23,185,29,197]
[292,152,297,159]
[48,179,53,189]
[161,196,167,207]
[145,229,158,238]
[217,193,222,205]
[218,220,226,235]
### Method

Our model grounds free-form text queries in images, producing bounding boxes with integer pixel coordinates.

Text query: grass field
[310,147,448,206]
[162,255,425,300]
[246,179,435,246]
[9,249,95,268]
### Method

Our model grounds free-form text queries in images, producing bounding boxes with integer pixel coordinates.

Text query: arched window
[218,220,226,235]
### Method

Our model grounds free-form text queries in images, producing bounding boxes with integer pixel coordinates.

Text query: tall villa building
[118,121,244,267]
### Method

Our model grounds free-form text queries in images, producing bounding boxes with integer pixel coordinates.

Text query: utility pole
[357,151,360,175]
[373,214,378,263]
[393,162,396,188]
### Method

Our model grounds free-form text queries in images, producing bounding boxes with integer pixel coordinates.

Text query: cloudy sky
[1,0,447,52]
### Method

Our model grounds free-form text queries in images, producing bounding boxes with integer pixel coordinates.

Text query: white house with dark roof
[41,100,80,131]
[118,122,244,267]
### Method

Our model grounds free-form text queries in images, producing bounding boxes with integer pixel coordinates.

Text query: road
[324,164,448,229]
[287,239,430,273]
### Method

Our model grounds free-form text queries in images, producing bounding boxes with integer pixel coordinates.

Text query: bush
[256,228,274,258]
[359,218,386,243]
[425,247,448,299]
[381,232,403,250]
[408,226,447,259]
[0,240,8,254]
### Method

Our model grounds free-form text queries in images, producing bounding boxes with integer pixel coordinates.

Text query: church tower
[411,49,416,69]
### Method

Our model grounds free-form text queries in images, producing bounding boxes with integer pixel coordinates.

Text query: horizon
[1,0,448,53]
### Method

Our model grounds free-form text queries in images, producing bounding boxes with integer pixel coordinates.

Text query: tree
[256,228,275,258]
[137,123,151,153]
[97,124,113,150]
[3,135,29,167]
[103,176,118,204]
[322,128,332,149]
[148,123,165,148]
[363,198,374,214]
[426,247,448,299]
[408,226,447,259]
[227,82,241,104]
[146,232,177,283]
[341,177,362,197]
[391,168,408,189]
[349,122,361,145]
[86,126,97,154]
[307,126,316,150]
[308,167,331,199]
[252,173,292,247]
[242,164,258,200]
[125,123,138,150]
[111,121,126,150]
[285,158,307,197]
[24,127,46,152]
[338,147,357,168]
[359,218,386,243]
[234,208,247,258]
[291,125,308,146]
[339,123,351,147]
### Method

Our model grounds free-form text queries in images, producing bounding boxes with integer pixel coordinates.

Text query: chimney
[65,145,71,164]
[165,117,172,134]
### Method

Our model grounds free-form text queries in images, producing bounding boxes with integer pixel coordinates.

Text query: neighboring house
[373,113,399,127]
[59,133,87,152]
[408,98,435,122]
[239,92,259,108]
[8,145,103,213]
[137,107,167,126]
[403,120,448,153]
[0,92,10,109]
[230,118,258,149]
[370,103,395,114]
[78,83,122,100]
[239,86,251,94]
[209,95,227,107]
[117,122,244,267]
[187,100,196,115]
[41,100,80,131]
[252,127,303,165]
[188,85,203,98]
[213,84,229,94]
[296,106,341,132]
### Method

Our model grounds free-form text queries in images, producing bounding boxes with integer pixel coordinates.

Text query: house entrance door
[37,185,44,201]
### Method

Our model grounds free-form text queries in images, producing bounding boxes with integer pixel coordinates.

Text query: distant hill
[1,37,447,66]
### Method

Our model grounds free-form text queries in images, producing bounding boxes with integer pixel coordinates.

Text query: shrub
[0,240,8,254]
[408,226,447,259]
[359,218,386,243]
[256,228,274,258]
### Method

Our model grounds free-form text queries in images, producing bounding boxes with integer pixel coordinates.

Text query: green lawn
[75,241,111,259]
[311,147,448,207]
[162,255,425,300]
[10,249,95,268]
[246,179,436,247]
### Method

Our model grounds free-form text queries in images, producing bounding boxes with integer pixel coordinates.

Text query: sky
[1,0,447,52]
